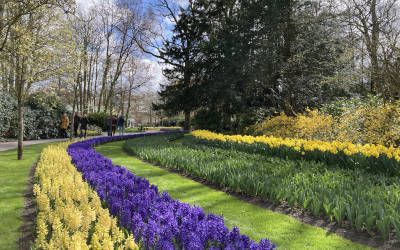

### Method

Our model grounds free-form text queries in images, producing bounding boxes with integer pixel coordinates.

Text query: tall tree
[138,0,206,130]
[343,0,399,94]
[152,0,358,132]
[4,2,75,159]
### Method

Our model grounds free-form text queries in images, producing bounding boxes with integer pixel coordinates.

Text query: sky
[75,0,170,92]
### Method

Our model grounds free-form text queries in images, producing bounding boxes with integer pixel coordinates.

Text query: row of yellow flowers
[191,130,400,162]
[34,143,138,250]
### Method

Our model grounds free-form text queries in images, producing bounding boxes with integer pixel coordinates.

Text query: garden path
[0,130,165,152]
[0,139,67,152]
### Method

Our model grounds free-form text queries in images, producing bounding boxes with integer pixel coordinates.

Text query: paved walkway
[0,130,169,152]
[0,132,151,152]
[0,138,68,152]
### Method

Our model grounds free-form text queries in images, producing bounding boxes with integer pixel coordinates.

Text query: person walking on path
[73,112,81,137]
[60,113,69,138]
[117,114,125,135]
[112,115,117,136]
[80,113,88,138]
[106,115,112,136]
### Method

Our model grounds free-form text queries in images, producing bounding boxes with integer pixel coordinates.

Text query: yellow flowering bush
[34,143,138,250]
[293,109,335,141]
[192,130,400,174]
[248,103,400,147]
[249,109,335,141]
[249,112,297,138]
[337,103,400,146]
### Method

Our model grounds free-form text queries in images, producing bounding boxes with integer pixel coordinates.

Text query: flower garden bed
[67,133,275,249]
[192,130,400,175]
[124,133,400,243]
[34,143,138,249]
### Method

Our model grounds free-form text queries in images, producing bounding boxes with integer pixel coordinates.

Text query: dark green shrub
[192,109,222,131]
[5,92,67,140]
[0,92,17,138]
[87,112,108,131]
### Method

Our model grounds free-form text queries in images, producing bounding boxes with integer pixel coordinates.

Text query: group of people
[59,112,88,138]
[107,114,125,136]
[74,112,89,138]
[59,112,126,138]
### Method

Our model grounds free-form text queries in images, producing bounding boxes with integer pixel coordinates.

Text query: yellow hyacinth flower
[33,143,138,249]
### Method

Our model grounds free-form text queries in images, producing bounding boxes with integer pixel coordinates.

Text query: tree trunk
[0,2,4,53]
[78,72,83,112]
[125,84,133,127]
[125,96,131,127]
[70,68,81,139]
[120,85,124,115]
[70,83,79,140]
[70,89,76,140]
[1,61,7,91]
[8,55,15,92]
[370,0,379,93]
[0,3,3,34]
[93,47,99,112]
[104,54,126,112]
[87,51,93,112]
[98,41,111,112]
[17,99,24,160]
[149,108,152,126]
[82,48,88,113]
[184,110,190,131]
[16,55,25,160]
[104,27,131,113]
[282,0,294,62]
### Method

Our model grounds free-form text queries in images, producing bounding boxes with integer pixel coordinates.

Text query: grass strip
[123,134,400,241]
[97,141,372,250]
[0,143,49,250]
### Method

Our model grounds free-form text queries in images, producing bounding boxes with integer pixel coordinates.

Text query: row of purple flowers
[67,132,275,250]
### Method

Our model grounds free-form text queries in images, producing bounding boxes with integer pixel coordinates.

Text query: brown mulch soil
[17,162,37,250]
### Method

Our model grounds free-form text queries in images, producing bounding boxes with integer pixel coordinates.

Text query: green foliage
[320,95,382,117]
[195,134,400,176]
[154,2,206,129]
[124,134,400,240]
[156,0,359,131]
[0,143,50,249]
[192,109,223,131]
[26,92,67,139]
[155,118,184,127]
[193,108,266,133]
[0,92,17,138]
[87,112,108,131]
[99,141,370,250]
[3,92,67,140]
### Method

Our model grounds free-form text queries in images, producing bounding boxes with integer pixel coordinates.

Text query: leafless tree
[342,0,399,94]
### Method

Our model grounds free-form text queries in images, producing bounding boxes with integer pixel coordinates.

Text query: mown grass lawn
[97,141,373,250]
[0,144,49,249]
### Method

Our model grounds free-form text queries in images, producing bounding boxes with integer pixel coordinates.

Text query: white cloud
[139,58,166,92]
[76,0,107,13]
[174,0,188,8]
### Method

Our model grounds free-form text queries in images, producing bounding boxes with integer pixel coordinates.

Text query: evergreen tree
[153,0,207,130]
